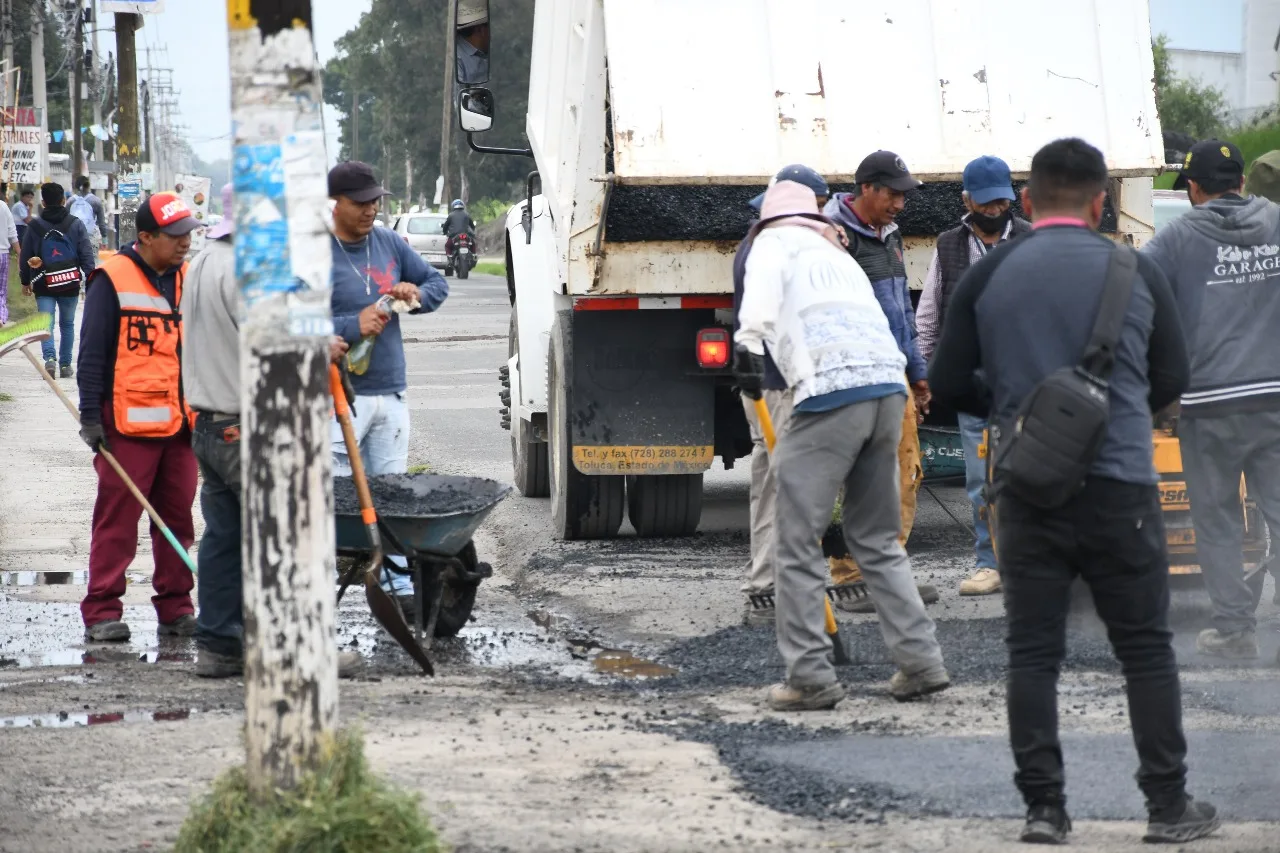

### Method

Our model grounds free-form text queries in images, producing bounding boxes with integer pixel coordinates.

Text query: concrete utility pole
[89,0,101,161]
[226,0,338,798]
[438,0,456,207]
[2,0,14,107]
[31,8,47,180]
[114,10,138,244]
[69,0,83,179]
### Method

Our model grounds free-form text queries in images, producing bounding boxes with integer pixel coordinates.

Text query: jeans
[997,477,1188,811]
[35,293,79,367]
[774,394,943,687]
[958,413,997,570]
[1178,410,1280,635]
[191,414,243,657]
[332,391,412,595]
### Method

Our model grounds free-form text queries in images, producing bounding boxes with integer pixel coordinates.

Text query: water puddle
[1,570,86,586]
[0,708,199,729]
[0,674,85,690]
[592,649,677,679]
[0,646,196,668]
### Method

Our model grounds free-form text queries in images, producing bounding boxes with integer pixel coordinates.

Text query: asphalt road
[1,271,1278,852]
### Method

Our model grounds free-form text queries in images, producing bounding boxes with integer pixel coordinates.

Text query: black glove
[733,346,766,401]
[79,421,109,453]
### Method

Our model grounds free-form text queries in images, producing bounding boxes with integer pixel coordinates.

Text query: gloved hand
[733,346,766,401]
[79,421,109,454]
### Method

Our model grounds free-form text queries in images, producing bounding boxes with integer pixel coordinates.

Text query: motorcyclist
[442,199,476,250]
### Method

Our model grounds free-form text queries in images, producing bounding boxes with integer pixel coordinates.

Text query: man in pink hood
[735,181,949,711]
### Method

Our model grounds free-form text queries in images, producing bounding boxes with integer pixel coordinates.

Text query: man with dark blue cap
[917,155,1031,597]
[736,164,829,625]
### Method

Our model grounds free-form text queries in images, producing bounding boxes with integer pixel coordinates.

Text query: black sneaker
[1021,803,1071,844]
[1144,795,1220,844]
[60,365,73,379]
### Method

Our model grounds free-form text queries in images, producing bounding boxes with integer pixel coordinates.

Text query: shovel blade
[364,567,435,676]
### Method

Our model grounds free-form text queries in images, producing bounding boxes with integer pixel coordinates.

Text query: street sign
[101,0,165,13]
[1,107,47,184]
[117,179,141,200]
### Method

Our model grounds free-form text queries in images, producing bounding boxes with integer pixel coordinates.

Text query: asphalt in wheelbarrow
[334,473,510,519]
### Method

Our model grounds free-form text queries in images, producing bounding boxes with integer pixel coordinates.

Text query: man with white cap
[917,155,1032,597]
[735,180,949,711]
[185,184,353,678]
[455,0,490,84]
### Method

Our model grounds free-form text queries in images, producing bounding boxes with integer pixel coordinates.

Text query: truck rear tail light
[696,328,730,368]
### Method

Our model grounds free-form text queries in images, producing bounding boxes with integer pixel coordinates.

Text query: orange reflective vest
[104,253,189,438]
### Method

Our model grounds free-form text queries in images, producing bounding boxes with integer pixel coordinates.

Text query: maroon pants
[81,415,197,628]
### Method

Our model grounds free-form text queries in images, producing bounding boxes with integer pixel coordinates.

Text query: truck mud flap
[566,308,715,475]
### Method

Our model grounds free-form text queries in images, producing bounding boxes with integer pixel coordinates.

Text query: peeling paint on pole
[227,0,337,798]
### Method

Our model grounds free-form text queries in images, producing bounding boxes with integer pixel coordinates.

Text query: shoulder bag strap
[1080,244,1138,379]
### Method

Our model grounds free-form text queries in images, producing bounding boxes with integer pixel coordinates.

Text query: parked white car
[392,212,450,270]
[1153,189,1191,232]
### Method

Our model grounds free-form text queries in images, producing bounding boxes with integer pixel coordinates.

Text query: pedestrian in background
[822,151,936,611]
[930,137,1217,844]
[734,163,830,626]
[185,184,358,678]
[916,155,1032,597]
[12,187,33,246]
[20,182,95,376]
[0,182,19,325]
[328,161,449,618]
[736,179,948,711]
[71,176,108,258]
[1143,140,1280,661]
[76,192,201,642]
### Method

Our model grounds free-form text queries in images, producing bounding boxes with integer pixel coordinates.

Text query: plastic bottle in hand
[346,295,392,376]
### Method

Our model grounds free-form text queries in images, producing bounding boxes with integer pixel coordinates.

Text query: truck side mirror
[455,0,490,85]
[459,87,494,133]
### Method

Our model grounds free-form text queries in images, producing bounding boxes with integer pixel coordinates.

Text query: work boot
[889,666,951,701]
[158,614,197,637]
[84,620,130,642]
[43,358,56,376]
[837,584,939,614]
[1021,803,1071,844]
[743,601,775,627]
[1144,795,1220,843]
[60,365,73,379]
[765,682,845,711]
[338,651,363,679]
[195,647,243,678]
[960,567,1001,596]
[1195,628,1258,660]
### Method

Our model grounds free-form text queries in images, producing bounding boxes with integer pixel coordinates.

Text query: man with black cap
[328,161,449,615]
[1143,138,1280,661]
[917,155,1032,597]
[823,151,930,599]
[76,192,203,643]
[734,164,830,624]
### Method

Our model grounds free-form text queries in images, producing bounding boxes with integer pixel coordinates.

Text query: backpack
[989,244,1138,510]
[30,220,84,296]
[69,194,96,232]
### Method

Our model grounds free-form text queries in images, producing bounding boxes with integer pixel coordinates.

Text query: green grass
[407,463,432,475]
[174,729,442,853]
[0,392,12,403]
[473,261,506,278]
[1155,122,1280,191]
[5,254,36,324]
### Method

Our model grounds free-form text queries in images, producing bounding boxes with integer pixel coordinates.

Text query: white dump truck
[454,0,1166,541]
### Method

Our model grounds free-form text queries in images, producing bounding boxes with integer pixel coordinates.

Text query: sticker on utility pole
[280,130,332,296]
[117,178,142,200]
[234,142,293,307]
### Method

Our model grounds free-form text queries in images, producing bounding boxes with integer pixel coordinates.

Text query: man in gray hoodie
[1143,139,1280,662]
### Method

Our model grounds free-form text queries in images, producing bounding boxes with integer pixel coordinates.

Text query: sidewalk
[0,307,204,659]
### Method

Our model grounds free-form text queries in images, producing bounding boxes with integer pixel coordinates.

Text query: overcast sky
[98,0,371,165]
[100,0,1234,169]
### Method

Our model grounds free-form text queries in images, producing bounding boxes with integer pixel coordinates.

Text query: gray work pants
[741,389,795,593]
[1179,410,1280,634]
[774,394,944,687]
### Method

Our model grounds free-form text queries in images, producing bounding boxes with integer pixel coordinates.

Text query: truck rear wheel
[626,474,703,537]
[549,319,624,539]
[509,313,549,497]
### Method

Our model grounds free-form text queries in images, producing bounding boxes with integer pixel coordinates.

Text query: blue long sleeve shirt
[331,226,448,396]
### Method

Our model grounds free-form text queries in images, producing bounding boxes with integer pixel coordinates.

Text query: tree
[1152,34,1229,140]
[323,0,535,204]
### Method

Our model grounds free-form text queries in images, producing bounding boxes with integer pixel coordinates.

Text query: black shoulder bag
[990,245,1138,510]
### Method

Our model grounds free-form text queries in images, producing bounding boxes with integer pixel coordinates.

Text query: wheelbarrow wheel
[415,541,482,639]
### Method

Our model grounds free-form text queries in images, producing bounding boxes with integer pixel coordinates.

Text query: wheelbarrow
[334,472,511,651]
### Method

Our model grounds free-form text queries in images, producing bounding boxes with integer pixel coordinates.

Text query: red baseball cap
[137,191,201,236]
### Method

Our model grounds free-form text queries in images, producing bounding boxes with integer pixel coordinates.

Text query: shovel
[329,363,434,676]
[752,397,853,667]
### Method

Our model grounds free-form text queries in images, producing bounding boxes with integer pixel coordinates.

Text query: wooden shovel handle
[329,364,377,527]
